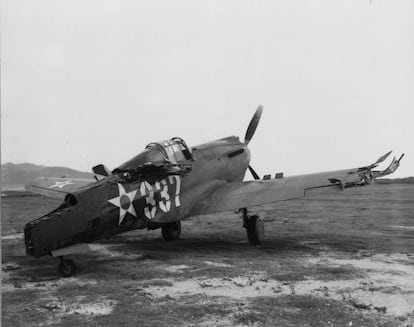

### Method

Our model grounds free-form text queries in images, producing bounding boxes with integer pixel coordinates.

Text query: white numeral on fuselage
[168,175,181,207]
[140,176,181,219]
[157,179,171,213]
[140,181,156,219]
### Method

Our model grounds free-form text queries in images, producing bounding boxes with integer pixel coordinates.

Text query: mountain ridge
[1,162,93,190]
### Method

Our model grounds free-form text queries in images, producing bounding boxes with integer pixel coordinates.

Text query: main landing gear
[162,221,181,241]
[57,257,77,277]
[241,208,265,245]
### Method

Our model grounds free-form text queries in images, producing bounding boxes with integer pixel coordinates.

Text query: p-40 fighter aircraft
[25,106,404,277]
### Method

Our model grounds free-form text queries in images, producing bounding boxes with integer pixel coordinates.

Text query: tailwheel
[162,221,181,241]
[245,214,265,245]
[58,257,77,277]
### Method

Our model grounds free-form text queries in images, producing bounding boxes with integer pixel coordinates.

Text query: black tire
[58,259,77,277]
[162,221,181,241]
[246,215,264,245]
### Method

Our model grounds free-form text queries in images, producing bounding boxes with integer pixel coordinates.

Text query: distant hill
[1,163,93,190]
[376,177,414,184]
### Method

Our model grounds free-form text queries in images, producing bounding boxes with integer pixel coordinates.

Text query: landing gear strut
[57,257,77,277]
[162,221,181,241]
[242,208,265,245]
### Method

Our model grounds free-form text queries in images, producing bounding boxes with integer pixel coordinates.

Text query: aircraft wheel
[58,258,77,277]
[162,221,181,241]
[246,215,264,245]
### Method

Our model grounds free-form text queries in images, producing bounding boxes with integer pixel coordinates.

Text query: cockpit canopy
[146,137,193,163]
[115,137,193,172]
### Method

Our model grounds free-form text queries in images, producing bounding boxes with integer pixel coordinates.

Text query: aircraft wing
[191,152,404,215]
[25,177,96,199]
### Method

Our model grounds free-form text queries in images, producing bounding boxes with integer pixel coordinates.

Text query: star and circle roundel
[108,183,138,225]
[107,176,182,225]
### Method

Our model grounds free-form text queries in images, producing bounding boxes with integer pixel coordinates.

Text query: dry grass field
[2,184,414,327]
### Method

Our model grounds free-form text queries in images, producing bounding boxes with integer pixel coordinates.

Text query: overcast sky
[2,0,413,178]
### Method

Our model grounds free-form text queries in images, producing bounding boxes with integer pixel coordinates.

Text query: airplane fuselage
[24,136,250,258]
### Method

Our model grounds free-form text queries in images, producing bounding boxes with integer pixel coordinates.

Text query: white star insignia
[50,180,74,189]
[108,183,138,225]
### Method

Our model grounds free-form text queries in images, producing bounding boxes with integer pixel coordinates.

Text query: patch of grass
[2,290,49,327]
[313,265,361,280]
[268,263,359,282]
[138,279,174,287]
[239,296,399,327]
[268,272,305,282]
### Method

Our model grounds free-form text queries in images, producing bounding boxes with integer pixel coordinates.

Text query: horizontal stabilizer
[25,177,95,199]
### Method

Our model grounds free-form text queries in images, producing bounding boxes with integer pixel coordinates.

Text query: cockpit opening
[63,193,78,206]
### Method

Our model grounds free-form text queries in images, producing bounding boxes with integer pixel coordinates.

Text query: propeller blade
[248,165,260,180]
[244,105,263,145]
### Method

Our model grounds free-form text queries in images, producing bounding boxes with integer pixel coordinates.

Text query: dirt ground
[2,184,414,327]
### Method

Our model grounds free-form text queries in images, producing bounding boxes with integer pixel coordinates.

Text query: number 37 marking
[139,176,181,219]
